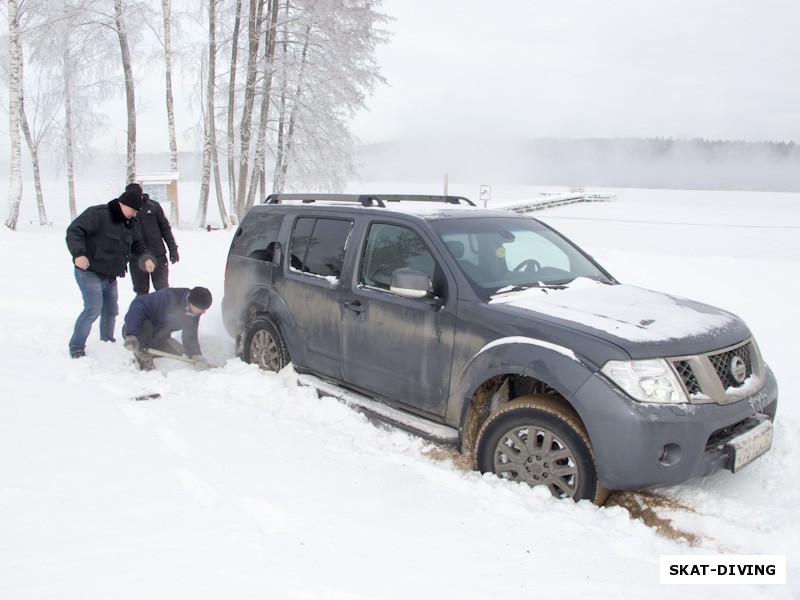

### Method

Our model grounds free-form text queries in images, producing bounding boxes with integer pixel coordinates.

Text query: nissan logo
[729,355,748,384]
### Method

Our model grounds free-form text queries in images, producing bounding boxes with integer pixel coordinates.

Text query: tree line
[1,0,389,230]
[358,136,800,193]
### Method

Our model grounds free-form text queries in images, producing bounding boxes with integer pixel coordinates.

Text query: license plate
[726,418,773,473]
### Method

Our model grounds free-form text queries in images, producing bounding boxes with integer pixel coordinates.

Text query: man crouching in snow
[122,287,213,371]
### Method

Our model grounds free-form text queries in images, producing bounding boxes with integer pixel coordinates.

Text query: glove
[170,248,180,264]
[191,354,209,371]
[124,335,139,352]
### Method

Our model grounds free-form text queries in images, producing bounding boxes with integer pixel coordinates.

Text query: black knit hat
[188,287,213,310]
[118,190,143,211]
[125,182,143,193]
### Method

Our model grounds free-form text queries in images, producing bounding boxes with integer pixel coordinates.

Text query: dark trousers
[122,319,185,355]
[130,257,170,296]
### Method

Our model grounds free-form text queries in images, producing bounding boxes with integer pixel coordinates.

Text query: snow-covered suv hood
[489,279,748,354]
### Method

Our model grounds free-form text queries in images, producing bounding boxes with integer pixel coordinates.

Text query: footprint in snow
[155,425,193,459]
[174,468,220,507]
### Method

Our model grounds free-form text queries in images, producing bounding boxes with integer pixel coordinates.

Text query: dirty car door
[341,221,456,417]
[280,215,353,379]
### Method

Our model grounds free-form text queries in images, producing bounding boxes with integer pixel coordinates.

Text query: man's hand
[123,335,139,352]
[144,259,155,273]
[191,355,209,371]
[170,248,180,264]
[74,256,89,270]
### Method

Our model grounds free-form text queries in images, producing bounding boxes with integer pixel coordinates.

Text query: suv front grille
[670,339,764,405]
[674,360,701,395]
[709,344,752,390]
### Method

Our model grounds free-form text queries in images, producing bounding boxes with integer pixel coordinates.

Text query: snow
[477,336,579,362]
[490,282,738,342]
[1,182,798,598]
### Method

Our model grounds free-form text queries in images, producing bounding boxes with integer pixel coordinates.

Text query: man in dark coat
[66,189,155,358]
[122,287,213,371]
[125,183,179,295]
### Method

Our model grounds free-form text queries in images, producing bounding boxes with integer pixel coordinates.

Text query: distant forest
[355,137,800,192]
[12,136,796,194]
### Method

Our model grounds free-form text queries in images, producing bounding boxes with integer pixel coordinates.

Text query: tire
[476,395,604,503]
[243,316,290,372]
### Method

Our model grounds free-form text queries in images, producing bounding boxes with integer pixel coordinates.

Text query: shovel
[147,348,220,369]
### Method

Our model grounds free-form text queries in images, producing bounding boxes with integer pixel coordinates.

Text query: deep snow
[1,182,798,599]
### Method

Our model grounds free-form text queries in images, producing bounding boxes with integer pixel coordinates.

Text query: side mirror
[390,268,431,299]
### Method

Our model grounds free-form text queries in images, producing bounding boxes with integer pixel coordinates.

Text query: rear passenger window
[231,212,283,261]
[289,217,352,278]
[360,223,436,289]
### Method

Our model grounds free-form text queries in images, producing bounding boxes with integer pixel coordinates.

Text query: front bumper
[573,366,779,491]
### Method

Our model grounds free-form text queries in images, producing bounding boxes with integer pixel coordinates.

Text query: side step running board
[297,374,459,444]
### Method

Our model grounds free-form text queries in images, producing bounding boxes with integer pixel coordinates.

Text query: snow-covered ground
[1,181,798,598]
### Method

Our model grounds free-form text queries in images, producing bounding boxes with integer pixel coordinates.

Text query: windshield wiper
[495,282,567,295]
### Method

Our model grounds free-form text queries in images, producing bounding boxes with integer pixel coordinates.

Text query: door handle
[344,300,365,314]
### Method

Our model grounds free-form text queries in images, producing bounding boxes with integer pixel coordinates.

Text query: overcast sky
[350,0,800,144]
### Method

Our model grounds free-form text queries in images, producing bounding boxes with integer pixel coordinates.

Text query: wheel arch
[234,286,304,365]
[452,337,596,460]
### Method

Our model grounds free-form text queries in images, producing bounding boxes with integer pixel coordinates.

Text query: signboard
[143,184,169,204]
[480,185,491,207]
[135,172,180,225]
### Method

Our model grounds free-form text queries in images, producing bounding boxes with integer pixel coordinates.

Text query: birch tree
[194,0,231,228]
[112,0,137,183]
[268,0,388,194]
[225,0,244,209]
[161,0,178,173]
[232,0,265,219]
[4,0,24,230]
[243,0,278,210]
[45,0,116,220]
[18,58,60,226]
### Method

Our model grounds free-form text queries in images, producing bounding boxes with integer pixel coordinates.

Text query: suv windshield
[432,216,613,297]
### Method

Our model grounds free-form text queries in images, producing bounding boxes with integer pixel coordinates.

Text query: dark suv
[222,194,777,502]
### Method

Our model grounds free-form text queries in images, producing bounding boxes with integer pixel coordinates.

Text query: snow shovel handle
[147,348,219,369]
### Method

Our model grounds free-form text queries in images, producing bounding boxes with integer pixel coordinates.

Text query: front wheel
[243,316,290,372]
[475,395,604,503]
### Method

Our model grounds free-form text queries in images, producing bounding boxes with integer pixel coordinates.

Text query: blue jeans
[69,268,119,353]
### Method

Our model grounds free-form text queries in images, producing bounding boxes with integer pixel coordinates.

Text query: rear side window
[230,211,283,261]
[290,217,353,278]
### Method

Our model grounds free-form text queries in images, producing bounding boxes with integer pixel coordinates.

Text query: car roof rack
[263,193,476,207]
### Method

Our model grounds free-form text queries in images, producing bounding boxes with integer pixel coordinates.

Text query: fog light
[657,443,682,467]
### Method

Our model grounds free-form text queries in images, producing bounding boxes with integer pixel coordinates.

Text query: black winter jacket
[135,198,177,259]
[66,200,152,279]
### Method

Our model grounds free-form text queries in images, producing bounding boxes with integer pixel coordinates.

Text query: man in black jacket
[125,183,179,295]
[66,189,155,358]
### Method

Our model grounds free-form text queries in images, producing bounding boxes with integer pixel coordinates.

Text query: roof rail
[263,193,476,207]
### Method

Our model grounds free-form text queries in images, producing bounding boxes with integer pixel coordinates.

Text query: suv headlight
[601,359,689,404]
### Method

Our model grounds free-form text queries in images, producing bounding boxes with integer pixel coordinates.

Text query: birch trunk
[272,31,309,195]
[4,0,23,230]
[233,0,264,219]
[161,0,178,174]
[63,56,78,221]
[114,0,137,184]
[19,102,49,226]
[226,0,244,211]
[244,0,278,211]
[196,0,217,228]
